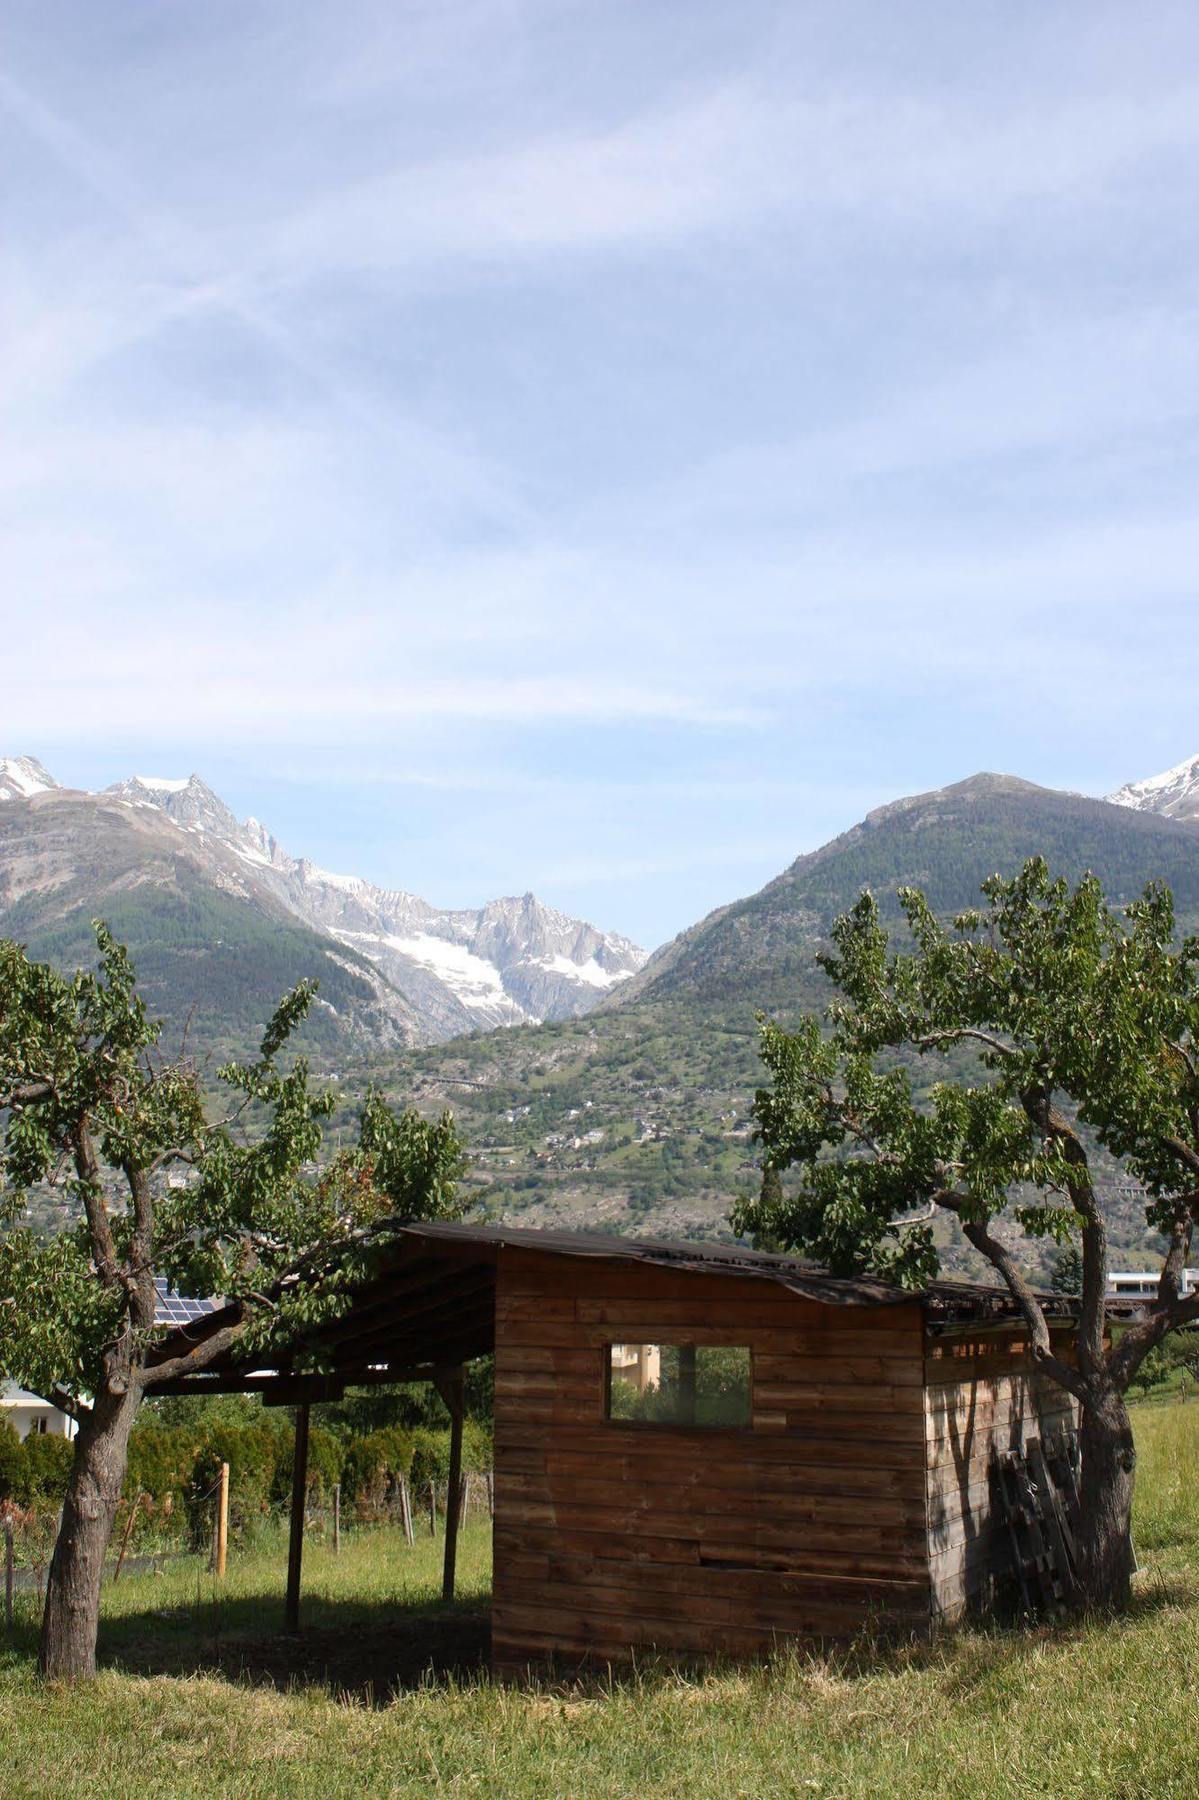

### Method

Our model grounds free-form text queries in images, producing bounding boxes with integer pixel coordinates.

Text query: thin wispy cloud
[3,1,1198,944]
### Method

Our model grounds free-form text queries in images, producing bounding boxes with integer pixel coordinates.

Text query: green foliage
[407,1423,492,1493]
[0,1416,24,1500]
[340,1427,414,1508]
[1050,1243,1084,1296]
[735,859,1199,1333]
[189,1422,280,1541]
[272,1421,344,1503]
[124,1420,195,1505]
[358,1089,467,1219]
[18,1433,75,1503]
[0,925,468,1405]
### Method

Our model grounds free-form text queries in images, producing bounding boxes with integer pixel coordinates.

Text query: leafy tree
[0,925,466,1679]
[734,859,1199,1610]
[1050,1242,1084,1296]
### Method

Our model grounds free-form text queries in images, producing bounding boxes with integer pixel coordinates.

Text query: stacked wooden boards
[491,1249,1081,1670]
[924,1327,1079,1623]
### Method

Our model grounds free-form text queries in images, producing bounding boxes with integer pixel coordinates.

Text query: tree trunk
[38,1382,140,1680]
[1074,1385,1136,1610]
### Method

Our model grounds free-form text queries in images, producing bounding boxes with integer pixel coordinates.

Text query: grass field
[2,1405,1198,1799]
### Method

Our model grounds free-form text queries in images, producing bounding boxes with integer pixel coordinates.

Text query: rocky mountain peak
[0,755,61,802]
[1108,754,1199,823]
[104,773,246,844]
[1,757,647,1040]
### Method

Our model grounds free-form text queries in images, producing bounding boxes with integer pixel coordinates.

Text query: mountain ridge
[1108,752,1199,823]
[0,760,647,1053]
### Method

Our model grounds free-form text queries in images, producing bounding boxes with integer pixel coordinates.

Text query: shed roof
[146,1221,1085,1400]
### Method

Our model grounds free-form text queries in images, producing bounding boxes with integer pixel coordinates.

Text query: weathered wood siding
[491,1248,929,1671]
[924,1328,1079,1621]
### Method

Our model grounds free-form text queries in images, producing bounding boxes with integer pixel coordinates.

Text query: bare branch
[73,1120,121,1290]
[142,1308,248,1390]
[1108,1212,1198,1388]
[960,1215,1087,1401]
[1,1078,57,1106]
[914,1027,1018,1060]
[1162,1136,1199,1179]
[147,1146,196,1176]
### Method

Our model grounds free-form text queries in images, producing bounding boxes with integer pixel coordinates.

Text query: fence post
[333,1483,341,1555]
[399,1477,414,1547]
[215,1463,229,1579]
[4,1517,13,1629]
[113,1494,143,1584]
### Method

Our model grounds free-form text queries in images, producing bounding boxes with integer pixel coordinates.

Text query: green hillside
[622,773,1199,1010]
[6,883,395,1066]
[0,792,416,1067]
[353,774,1199,1273]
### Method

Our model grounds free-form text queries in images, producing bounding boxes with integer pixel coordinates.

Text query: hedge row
[0,1412,492,1536]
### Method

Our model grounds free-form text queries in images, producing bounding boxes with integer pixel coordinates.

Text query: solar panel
[154,1277,219,1326]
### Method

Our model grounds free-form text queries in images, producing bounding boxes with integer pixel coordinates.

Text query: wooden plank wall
[491,1249,930,1672]
[924,1327,1079,1621]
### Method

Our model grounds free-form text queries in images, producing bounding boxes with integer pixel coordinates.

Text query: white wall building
[1107,1269,1199,1301]
[1,1381,78,1441]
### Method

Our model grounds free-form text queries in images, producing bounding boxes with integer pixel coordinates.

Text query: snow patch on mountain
[1107,754,1199,822]
[0,756,60,802]
[0,755,648,1040]
[541,952,623,988]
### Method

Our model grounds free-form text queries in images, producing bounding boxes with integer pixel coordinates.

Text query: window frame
[601,1339,755,1433]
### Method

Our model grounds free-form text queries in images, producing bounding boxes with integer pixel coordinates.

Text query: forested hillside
[355,773,1199,1276]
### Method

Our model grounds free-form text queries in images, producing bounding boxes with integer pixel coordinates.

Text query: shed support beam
[435,1368,465,1604]
[285,1402,310,1632]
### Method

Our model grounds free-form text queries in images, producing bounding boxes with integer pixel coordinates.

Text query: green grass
[2,1408,1199,1798]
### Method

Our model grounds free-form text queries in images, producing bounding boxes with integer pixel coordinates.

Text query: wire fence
[2,1469,494,1619]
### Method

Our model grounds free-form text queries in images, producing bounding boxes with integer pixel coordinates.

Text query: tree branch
[1,1077,56,1106]
[1107,1212,1198,1388]
[914,1027,1018,1060]
[142,1308,248,1390]
[146,1146,196,1176]
[1162,1136,1199,1179]
[958,1215,1087,1401]
[73,1119,121,1290]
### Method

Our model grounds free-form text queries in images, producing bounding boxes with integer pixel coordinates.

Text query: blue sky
[3,1,1198,949]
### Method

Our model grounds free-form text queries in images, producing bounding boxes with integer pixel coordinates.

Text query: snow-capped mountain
[0,761,646,1041]
[0,756,59,802]
[1107,754,1199,823]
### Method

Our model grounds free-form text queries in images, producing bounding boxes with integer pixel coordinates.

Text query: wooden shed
[153,1223,1083,1670]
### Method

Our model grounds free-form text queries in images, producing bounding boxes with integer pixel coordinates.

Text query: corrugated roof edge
[381,1220,1087,1323]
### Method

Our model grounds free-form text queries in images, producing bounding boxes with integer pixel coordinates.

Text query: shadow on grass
[96,1586,491,1705]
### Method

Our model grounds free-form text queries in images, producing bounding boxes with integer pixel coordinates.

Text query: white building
[1,1382,77,1441]
[1107,1269,1199,1302]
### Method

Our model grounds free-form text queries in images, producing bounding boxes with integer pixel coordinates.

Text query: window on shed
[606,1343,751,1427]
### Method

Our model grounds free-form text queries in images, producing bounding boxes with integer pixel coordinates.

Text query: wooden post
[113,1495,143,1584]
[4,1517,13,1629]
[285,1404,310,1632]
[486,1470,494,1518]
[333,1483,341,1555]
[215,1462,229,1579]
[436,1368,465,1604]
[399,1477,414,1546]
[428,1479,436,1537]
